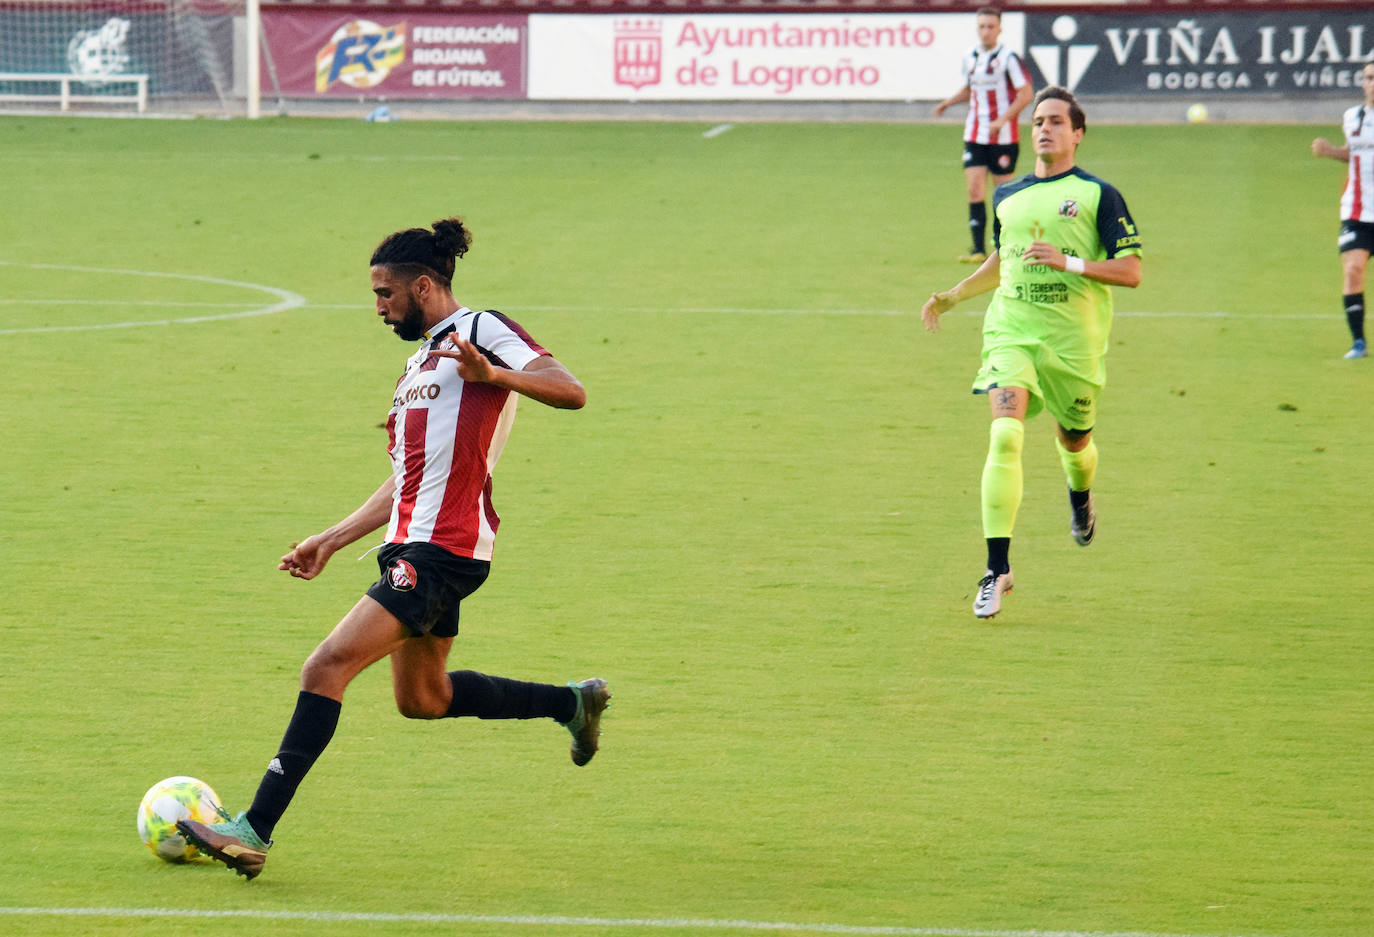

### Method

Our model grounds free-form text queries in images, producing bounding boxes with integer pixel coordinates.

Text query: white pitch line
[303,302,1329,321]
[0,907,1290,937]
[0,299,260,308]
[703,123,736,138]
[0,261,306,335]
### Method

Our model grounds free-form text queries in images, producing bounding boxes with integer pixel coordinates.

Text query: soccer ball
[1186,103,1209,124]
[137,776,222,862]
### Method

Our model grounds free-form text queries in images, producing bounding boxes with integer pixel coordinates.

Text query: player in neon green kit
[921,86,1143,619]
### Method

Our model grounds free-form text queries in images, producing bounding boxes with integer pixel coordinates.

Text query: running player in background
[1311,61,1374,359]
[921,86,1143,619]
[934,6,1034,265]
[178,217,609,879]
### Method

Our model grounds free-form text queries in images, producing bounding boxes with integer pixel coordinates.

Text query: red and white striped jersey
[1340,104,1374,223]
[384,307,549,562]
[960,44,1031,146]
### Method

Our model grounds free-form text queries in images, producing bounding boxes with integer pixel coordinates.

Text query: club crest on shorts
[1059,199,1079,218]
[998,153,1012,170]
[387,559,418,592]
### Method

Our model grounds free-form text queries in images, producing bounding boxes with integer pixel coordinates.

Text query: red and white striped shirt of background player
[384,306,549,562]
[1339,104,1374,223]
[959,44,1032,146]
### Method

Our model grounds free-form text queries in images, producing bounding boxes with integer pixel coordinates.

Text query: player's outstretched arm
[934,85,971,116]
[430,337,586,410]
[921,251,1001,332]
[1312,137,1350,162]
[279,478,394,580]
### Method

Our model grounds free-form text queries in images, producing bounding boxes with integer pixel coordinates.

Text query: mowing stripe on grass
[0,261,306,335]
[0,906,1288,937]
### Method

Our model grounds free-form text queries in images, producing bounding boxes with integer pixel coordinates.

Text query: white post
[246,0,261,119]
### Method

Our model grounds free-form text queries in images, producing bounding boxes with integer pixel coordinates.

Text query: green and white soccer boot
[563,678,611,766]
[178,808,271,879]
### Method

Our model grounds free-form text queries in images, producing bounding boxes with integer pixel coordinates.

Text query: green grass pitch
[0,114,1369,937]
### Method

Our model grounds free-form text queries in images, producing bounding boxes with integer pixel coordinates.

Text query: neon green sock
[1056,437,1099,492]
[981,417,1024,538]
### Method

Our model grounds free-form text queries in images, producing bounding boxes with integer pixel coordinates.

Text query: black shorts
[962,141,1020,176]
[1339,220,1374,255]
[366,542,490,638]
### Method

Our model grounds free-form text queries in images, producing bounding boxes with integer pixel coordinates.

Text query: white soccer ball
[137,776,222,863]
[1186,103,1209,124]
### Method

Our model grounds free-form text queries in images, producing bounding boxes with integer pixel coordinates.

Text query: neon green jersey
[988,166,1142,360]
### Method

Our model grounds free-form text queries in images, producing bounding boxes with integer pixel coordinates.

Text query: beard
[391,290,428,342]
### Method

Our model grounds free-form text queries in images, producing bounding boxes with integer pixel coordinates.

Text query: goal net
[0,0,275,116]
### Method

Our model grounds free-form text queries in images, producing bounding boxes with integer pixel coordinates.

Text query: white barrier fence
[0,71,148,111]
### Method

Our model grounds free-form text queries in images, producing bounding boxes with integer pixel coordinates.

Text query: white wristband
[1064,256,1085,275]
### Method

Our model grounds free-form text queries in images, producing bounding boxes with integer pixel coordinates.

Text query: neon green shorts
[972,341,1105,431]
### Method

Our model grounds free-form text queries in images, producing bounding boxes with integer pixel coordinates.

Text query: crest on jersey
[387,559,418,592]
[1059,200,1079,218]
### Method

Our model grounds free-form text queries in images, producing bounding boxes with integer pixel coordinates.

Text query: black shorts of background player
[962,142,1020,178]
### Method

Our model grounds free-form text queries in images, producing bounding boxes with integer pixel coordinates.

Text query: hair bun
[432,217,472,260]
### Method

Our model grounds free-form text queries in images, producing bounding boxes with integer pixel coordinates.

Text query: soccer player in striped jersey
[1311,62,1374,359]
[178,218,609,879]
[934,6,1034,265]
[920,86,1143,619]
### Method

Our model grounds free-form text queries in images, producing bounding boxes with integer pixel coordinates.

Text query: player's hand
[1025,241,1066,270]
[1311,137,1334,158]
[279,534,333,580]
[429,336,497,384]
[921,291,957,332]
[934,101,948,116]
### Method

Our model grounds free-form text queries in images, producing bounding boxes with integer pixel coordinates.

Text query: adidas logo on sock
[267,757,285,776]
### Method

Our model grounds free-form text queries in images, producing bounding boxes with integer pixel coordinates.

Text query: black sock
[245,691,341,843]
[1344,292,1365,341]
[446,671,576,723]
[1069,488,1091,509]
[985,537,1011,576]
[968,202,987,254]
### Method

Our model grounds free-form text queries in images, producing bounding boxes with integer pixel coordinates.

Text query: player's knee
[396,696,445,720]
[988,417,1024,457]
[1057,425,1092,451]
[394,686,447,720]
[299,650,337,693]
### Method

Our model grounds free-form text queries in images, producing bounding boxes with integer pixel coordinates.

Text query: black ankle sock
[985,537,1011,576]
[446,671,576,722]
[1069,488,1091,509]
[245,691,341,843]
[969,202,987,254]
[1344,292,1365,341]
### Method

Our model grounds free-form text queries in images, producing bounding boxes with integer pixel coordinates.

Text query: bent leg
[1057,425,1099,546]
[244,597,410,843]
[302,596,412,701]
[388,636,576,723]
[388,634,454,719]
[1055,425,1098,490]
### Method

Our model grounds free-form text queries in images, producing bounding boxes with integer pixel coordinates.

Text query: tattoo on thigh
[994,388,1019,412]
